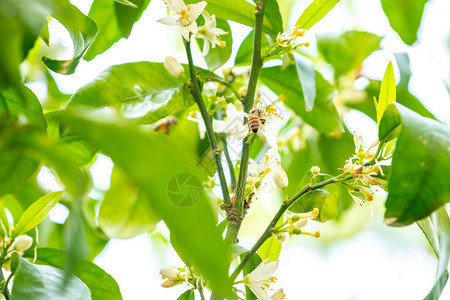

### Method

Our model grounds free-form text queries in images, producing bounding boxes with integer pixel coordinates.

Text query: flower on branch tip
[272,166,288,190]
[277,25,306,46]
[197,11,228,56]
[243,260,279,300]
[164,56,185,78]
[160,266,190,288]
[158,0,207,41]
[311,166,320,176]
[12,235,33,252]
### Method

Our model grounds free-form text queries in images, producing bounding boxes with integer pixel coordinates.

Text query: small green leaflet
[376,62,396,125]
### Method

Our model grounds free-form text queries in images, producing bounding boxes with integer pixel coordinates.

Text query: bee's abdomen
[248,116,260,133]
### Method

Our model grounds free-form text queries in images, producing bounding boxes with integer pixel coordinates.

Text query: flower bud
[311,166,320,176]
[160,267,180,279]
[13,235,33,252]
[164,56,184,78]
[161,278,180,288]
[275,233,287,243]
[271,288,286,300]
[273,166,288,190]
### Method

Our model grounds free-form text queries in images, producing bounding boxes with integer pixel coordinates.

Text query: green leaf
[55,111,233,297]
[417,207,450,300]
[177,289,195,300]
[10,255,91,300]
[383,103,450,226]
[394,52,411,88]
[257,236,281,263]
[99,167,159,239]
[197,18,233,70]
[260,65,342,133]
[289,184,340,222]
[42,0,98,74]
[185,0,280,36]
[14,191,64,236]
[0,199,10,235]
[376,62,396,125]
[234,30,271,67]
[380,0,428,46]
[115,0,150,37]
[294,53,316,111]
[115,0,138,8]
[265,0,284,35]
[31,248,123,300]
[317,31,382,78]
[67,62,196,124]
[295,0,341,29]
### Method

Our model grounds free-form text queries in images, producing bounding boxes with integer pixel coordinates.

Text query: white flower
[213,103,246,136]
[158,0,207,41]
[164,56,184,78]
[243,260,279,300]
[160,267,180,279]
[272,166,288,190]
[13,235,33,252]
[271,289,286,300]
[187,111,207,138]
[197,11,228,56]
[277,25,306,47]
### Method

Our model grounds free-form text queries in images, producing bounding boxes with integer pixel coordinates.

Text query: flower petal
[247,260,279,282]
[190,1,207,20]
[158,17,179,26]
[247,282,272,300]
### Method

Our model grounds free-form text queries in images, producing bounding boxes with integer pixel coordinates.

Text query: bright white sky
[34,0,450,299]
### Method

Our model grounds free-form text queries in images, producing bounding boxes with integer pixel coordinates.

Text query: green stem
[230,174,352,281]
[183,38,231,207]
[221,136,237,191]
[226,0,267,244]
[0,265,9,300]
[202,77,242,101]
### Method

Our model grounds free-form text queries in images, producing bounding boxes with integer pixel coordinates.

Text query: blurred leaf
[0,200,10,235]
[14,191,63,237]
[184,0,279,36]
[115,0,150,37]
[67,62,199,124]
[42,0,98,75]
[115,0,138,8]
[295,0,341,29]
[31,248,123,300]
[394,52,411,88]
[418,207,450,300]
[380,0,428,46]
[265,0,283,34]
[383,103,450,226]
[197,18,233,70]
[289,183,340,222]
[11,255,90,300]
[257,236,281,263]
[317,31,381,78]
[376,61,396,125]
[177,289,195,300]
[294,53,316,111]
[99,167,159,239]
[55,111,233,297]
[234,30,271,66]
[261,65,342,133]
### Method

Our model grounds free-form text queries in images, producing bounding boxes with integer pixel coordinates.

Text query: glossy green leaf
[294,53,316,111]
[55,111,233,297]
[418,207,450,300]
[317,31,382,78]
[177,289,195,300]
[295,0,341,29]
[257,236,281,263]
[376,62,396,125]
[380,0,428,46]
[234,30,271,67]
[185,0,280,36]
[14,191,63,236]
[85,0,150,60]
[10,255,90,300]
[383,103,450,226]
[32,248,123,300]
[197,18,232,70]
[42,0,98,74]
[261,65,342,133]
[99,167,159,239]
[67,62,196,124]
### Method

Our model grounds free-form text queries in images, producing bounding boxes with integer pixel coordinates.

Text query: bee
[153,116,177,135]
[247,108,266,134]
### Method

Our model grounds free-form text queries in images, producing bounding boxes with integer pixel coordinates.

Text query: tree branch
[226,0,267,244]
[230,174,352,281]
[183,38,231,206]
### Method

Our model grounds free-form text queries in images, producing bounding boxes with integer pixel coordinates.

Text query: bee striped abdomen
[248,115,260,133]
